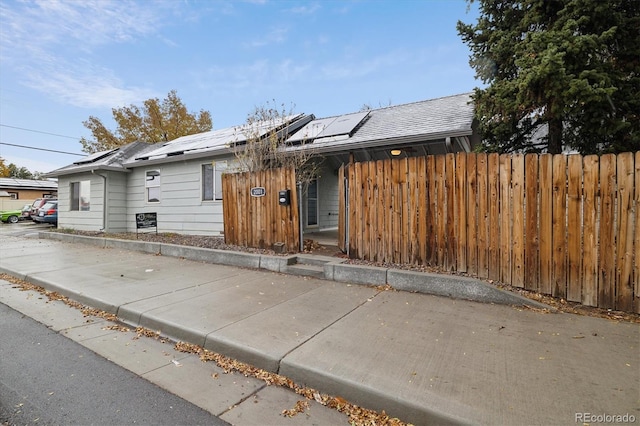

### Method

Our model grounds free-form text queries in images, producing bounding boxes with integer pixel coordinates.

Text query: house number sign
[250,187,266,197]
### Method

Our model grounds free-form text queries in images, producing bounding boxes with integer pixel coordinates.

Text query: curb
[38,231,554,310]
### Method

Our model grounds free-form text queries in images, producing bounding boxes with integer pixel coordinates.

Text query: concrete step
[294,254,336,266]
[285,263,325,279]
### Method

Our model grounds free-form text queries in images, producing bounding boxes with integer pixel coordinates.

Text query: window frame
[202,161,227,202]
[70,180,90,211]
[145,170,161,203]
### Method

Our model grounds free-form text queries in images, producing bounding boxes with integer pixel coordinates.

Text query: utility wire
[0,141,84,156]
[0,124,80,140]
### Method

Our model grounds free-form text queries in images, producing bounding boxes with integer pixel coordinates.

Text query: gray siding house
[46,93,478,237]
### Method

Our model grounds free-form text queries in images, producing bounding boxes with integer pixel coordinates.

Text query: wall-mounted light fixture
[390,149,402,156]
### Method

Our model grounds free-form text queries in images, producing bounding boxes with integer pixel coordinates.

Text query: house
[0,178,58,201]
[45,93,478,238]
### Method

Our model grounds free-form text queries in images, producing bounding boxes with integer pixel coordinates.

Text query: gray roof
[48,93,476,172]
[302,92,474,154]
[129,113,311,166]
[45,141,154,177]
[0,177,58,190]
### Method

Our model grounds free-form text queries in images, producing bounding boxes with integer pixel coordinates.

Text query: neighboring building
[45,93,478,236]
[0,178,58,200]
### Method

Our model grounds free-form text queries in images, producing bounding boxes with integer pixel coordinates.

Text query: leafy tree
[0,157,9,177]
[80,90,213,153]
[233,100,321,189]
[5,163,35,179]
[458,0,640,154]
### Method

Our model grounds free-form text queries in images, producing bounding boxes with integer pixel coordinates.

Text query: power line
[0,142,84,156]
[0,124,80,140]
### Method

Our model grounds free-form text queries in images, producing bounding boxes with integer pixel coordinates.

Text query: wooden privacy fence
[222,167,299,252]
[340,152,640,313]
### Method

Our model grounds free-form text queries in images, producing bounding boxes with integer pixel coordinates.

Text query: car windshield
[41,202,57,210]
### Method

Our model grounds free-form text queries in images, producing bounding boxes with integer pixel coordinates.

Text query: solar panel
[73,148,118,165]
[286,117,335,143]
[287,111,369,143]
[318,111,369,138]
[136,114,308,160]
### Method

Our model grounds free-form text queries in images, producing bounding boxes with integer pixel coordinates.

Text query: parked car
[0,209,23,223]
[30,198,57,219]
[20,204,32,219]
[33,201,58,225]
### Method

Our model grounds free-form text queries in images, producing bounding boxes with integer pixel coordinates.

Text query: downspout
[92,170,108,232]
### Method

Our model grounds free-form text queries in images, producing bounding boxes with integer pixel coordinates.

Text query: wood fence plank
[476,153,489,279]
[488,153,500,281]
[362,162,371,260]
[417,156,428,264]
[524,154,539,291]
[253,171,262,248]
[265,170,273,247]
[511,154,525,287]
[445,154,456,271]
[567,155,583,302]
[552,155,567,299]
[436,155,446,267]
[355,163,364,258]
[400,158,410,264]
[456,153,468,272]
[467,153,478,276]
[393,159,403,263]
[376,160,385,262]
[235,173,244,246]
[368,161,378,261]
[539,154,553,294]
[275,169,283,248]
[347,163,356,256]
[499,154,512,283]
[616,152,634,311]
[426,155,437,265]
[383,159,393,262]
[599,154,616,309]
[408,157,419,264]
[635,152,640,314]
[582,155,599,307]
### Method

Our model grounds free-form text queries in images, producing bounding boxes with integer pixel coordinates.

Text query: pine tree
[458,0,640,154]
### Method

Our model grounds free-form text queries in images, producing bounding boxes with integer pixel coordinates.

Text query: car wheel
[8,215,19,224]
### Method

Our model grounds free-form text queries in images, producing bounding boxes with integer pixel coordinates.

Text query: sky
[0,0,480,175]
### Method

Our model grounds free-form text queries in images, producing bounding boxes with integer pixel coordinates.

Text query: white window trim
[202,161,227,202]
[145,170,161,203]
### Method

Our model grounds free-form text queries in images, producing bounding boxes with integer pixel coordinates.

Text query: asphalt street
[0,302,228,426]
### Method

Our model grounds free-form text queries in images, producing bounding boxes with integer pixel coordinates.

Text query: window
[202,162,227,201]
[146,170,160,203]
[307,179,318,226]
[71,180,90,211]
[8,192,18,200]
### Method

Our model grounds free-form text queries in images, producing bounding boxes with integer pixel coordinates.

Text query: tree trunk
[548,118,563,154]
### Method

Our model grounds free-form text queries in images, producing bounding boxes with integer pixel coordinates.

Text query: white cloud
[320,49,411,80]
[287,3,321,15]
[245,26,289,48]
[0,0,171,108]
[1,0,163,49]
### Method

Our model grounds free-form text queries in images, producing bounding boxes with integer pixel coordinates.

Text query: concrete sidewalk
[1,233,638,425]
